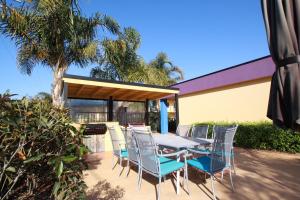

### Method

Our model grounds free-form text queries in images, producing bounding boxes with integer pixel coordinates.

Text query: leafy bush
[0,93,89,199]
[195,121,300,153]
[149,112,160,132]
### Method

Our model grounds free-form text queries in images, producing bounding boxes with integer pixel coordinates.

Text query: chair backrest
[176,124,192,137]
[108,126,123,156]
[210,125,238,172]
[191,125,209,139]
[125,128,139,163]
[134,131,159,175]
[129,124,151,133]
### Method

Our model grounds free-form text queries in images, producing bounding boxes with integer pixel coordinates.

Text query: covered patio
[62,74,180,133]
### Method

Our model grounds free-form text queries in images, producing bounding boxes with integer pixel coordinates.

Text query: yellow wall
[178,78,272,124]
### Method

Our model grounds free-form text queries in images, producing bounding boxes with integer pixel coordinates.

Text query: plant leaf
[52,181,61,197]
[24,153,44,163]
[55,161,63,178]
[61,155,77,163]
[5,166,16,173]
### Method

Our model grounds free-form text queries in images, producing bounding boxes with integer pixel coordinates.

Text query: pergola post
[145,99,149,126]
[160,99,168,134]
[107,96,113,121]
[175,94,179,128]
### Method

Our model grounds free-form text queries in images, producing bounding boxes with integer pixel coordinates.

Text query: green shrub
[0,93,89,199]
[195,121,300,153]
[149,112,160,132]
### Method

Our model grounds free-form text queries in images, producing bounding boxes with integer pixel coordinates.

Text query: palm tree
[90,27,141,81]
[0,0,120,107]
[149,52,184,85]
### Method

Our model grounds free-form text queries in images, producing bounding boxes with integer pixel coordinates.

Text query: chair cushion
[160,160,184,176]
[187,156,225,174]
[159,156,173,164]
[120,149,128,158]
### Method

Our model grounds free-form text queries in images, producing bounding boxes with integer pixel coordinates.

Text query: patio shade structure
[62,74,179,132]
[261,0,300,131]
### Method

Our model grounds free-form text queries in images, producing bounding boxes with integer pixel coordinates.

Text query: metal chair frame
[187,125,238,200]
[134,130,189,200]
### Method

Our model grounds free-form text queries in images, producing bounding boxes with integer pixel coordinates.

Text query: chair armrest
[159,150,187,158]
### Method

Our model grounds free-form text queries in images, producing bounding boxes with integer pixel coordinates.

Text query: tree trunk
[52,66,67,108]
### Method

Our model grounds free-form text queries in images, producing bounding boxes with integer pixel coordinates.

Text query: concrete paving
[84,148,300,200]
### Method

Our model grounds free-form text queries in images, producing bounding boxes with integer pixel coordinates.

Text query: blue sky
[0,0,269,97]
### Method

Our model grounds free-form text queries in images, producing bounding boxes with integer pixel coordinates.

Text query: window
[69,99,108,123]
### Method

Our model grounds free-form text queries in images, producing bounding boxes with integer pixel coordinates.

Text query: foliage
[0,93,89,199]
[90,27,141,81]
[34,91,52,102]
[90,28,184,86]
[149,111,160,132]
[0,0,120,106]
[148,52,184,85]
[195,121,300,153]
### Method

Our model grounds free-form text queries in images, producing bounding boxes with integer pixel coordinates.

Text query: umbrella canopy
[261,0,300,131]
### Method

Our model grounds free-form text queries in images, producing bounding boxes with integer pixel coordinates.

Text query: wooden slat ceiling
[64,77,179,101]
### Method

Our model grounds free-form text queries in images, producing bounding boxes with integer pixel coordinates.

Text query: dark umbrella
[261,0,300,131]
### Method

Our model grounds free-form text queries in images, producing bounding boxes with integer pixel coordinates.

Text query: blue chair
[134,131,189,200]
[108,126,128,175]
[187,125,238,200]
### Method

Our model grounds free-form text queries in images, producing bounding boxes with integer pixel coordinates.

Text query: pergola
[62,74,180,133]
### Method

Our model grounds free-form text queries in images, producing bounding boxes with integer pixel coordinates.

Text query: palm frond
[98,14,120,35]
[167,65,184,81]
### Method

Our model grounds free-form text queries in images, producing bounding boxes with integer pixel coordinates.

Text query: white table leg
[176,170,180,194]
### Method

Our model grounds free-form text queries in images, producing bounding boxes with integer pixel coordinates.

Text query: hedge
[195,121,300,153]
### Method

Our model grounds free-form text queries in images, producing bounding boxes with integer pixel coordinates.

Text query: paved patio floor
[84,148,300,200]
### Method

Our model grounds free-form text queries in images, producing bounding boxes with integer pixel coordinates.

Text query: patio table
[153,133,202,149]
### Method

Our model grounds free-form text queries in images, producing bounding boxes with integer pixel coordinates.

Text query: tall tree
[0,0,120,107]
[91,28,184,86]
[148,52,184,85]
[90,27,141,81]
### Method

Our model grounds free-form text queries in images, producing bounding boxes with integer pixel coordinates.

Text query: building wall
[178,77,272,124]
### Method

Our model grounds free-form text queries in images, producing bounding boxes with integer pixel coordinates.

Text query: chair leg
[211,175,217,200]
[176,170,180,195]
[221,170,224,182]
[126,160,130,177]
[119,157,122,176]
[229,169,235,191]
[185,165,190,194]
[137,166,141,190]
[231,148,236,174]
[138,169,142,190]
[157,177,161,200]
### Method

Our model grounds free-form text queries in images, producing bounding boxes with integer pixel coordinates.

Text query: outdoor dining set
[108,124,238,200]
